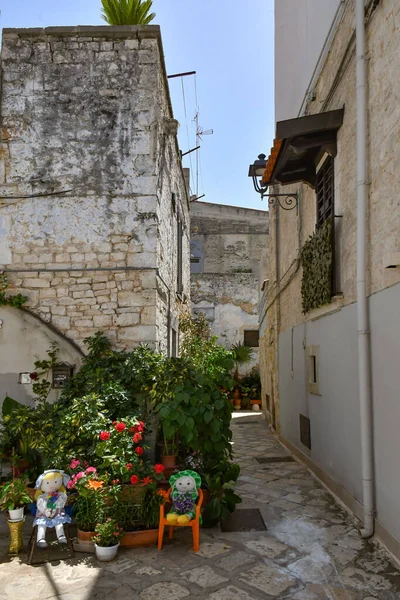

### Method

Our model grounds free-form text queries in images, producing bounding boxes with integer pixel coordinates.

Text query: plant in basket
[93,518,124,561]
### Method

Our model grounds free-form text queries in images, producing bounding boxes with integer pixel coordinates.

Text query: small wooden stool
[28,524,74,564]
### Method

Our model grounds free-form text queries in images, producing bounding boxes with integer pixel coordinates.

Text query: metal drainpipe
[356,0,374,539]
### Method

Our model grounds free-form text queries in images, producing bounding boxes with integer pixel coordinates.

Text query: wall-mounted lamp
[248,154,298,210]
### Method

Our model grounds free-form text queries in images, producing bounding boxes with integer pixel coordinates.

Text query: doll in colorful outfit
[166,470,201,525]
[34,470,72,548]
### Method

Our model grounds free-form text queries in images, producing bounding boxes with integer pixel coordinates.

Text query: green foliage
[0,477,31,511]
[239,367,261,399]
[110,488,162,530]
[231,342,254,381]
[300,218,333,314]
[202,461,241,527]
[60,332,162,419]
[0,273,27,308]
[93,519,124,547]
[101,0,155,25]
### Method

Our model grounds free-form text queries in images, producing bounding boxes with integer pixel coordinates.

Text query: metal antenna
[194,111,213,198]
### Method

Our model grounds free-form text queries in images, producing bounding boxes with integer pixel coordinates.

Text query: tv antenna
[194,112,213,198]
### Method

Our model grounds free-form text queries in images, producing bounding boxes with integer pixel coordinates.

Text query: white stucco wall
[275,0,340,120]
[0,306,83,408]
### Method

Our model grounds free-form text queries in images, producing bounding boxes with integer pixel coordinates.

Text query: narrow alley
[1,413,399,599]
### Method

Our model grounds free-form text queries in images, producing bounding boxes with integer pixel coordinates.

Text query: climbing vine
[300,218,333,314]
[0,273,27,308]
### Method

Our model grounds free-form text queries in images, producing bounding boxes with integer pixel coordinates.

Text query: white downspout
[356,0,374,539]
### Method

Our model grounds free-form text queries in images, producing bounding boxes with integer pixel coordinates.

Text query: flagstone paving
[1,412,400,599]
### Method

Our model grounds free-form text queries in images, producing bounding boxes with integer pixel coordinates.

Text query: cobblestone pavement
[1,412,400,599]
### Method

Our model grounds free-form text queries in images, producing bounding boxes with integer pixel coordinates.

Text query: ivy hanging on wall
[300,218,333,314]
[0,273,27,308]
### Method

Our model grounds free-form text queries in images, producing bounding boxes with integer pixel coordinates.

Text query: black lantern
[248,154,298,209]
[52,362,74,389]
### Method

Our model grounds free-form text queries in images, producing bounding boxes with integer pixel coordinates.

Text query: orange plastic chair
[158,488,203,552]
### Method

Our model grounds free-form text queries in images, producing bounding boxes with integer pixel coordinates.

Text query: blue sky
[0,0,274,209]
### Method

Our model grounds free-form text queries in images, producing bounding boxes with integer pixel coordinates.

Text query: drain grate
[255,456,295,464]
[221,508,267,532]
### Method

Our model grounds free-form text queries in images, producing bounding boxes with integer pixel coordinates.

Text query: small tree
[231,343,254,382]
[101,0,156,25]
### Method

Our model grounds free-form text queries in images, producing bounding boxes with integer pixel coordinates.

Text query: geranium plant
[95,418,151,482]
[93,518,124,547]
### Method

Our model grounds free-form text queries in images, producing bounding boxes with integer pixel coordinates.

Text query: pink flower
[76,471,85,480]
[69,459,81,469]
[67,480,75,489]
[85,467,97,475]
[135,447,144,456]
[99,431,110,441]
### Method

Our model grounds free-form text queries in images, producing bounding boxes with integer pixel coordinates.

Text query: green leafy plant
[300,218,333,314]
[0,478,31,511]
[0,273,27,308]
[202,461,241,527]
[93,519,124,547]
[231,343,254,381]
[101,0,156,25]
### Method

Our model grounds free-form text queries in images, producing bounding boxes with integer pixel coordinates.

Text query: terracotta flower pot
[120,529,158,548]
[233,388,241,400]
[77,529,96,543]
[161,455,177,469]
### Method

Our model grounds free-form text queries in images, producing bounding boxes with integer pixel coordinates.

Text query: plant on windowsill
[300,218,333,314]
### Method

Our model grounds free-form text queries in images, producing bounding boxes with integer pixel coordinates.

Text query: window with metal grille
[244,330,259,348]
[177,217,183,295]
[316,156,334,228]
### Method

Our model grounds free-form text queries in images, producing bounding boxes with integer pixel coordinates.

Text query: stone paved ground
[1,412,400,599]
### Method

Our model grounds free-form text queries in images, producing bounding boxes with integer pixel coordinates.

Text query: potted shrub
[0,478,32,521]
[161,437,179,469]
[93,518,124,561]
[202,461,242,527]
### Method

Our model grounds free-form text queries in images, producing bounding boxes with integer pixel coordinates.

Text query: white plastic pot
[9,507,24,521]
[94,542,120,561]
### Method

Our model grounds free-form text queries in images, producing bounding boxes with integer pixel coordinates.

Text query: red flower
[142,477,153,485]
[130,475,139,485]
[129,427,137,433]
[135,447,144,456]
[112,479,120,485]
[126,463,133,471]
[133,432,142,444]
[154,464,165,474]
[30,372,38,380]
[99,431,110,441]
[115,422,126,433]
[112,421,117,425]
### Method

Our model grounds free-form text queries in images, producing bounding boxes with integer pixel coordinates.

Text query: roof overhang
[262,108,344,188]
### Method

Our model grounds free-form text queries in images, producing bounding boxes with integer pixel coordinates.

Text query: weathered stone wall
[261,0,400,428]
[190,202,268,371]
[0,26,189,353]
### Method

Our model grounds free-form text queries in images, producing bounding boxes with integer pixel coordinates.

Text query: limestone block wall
[0,26,190,353]
[190,202,268,371]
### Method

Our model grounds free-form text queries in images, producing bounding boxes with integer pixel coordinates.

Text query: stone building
[258,0,400,556]
[190,201,268,372]
[0,26,190,405]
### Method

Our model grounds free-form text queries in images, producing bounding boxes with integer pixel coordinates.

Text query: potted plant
[202,461,242,528]
[116,484,164,548]
[93,518,124,561]
[0,477,32,521]
[161,436,179,469]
